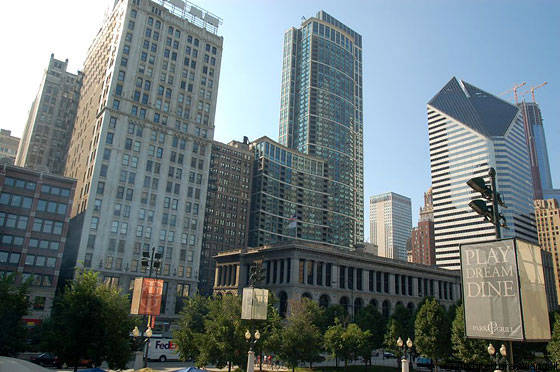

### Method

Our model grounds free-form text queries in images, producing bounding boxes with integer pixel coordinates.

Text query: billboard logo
[472,321,514,335]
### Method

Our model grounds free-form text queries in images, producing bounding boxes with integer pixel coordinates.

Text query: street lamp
[488,343,507,372]
[397,337,413,372]
[245,329,261,372]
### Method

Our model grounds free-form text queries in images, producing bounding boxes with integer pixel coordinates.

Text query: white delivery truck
[146,338,180,362]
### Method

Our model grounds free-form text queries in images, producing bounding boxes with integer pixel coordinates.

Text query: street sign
[460,238,550,341]
[241,287,269,320]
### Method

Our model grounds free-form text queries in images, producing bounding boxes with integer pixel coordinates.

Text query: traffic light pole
[488,168,501,239]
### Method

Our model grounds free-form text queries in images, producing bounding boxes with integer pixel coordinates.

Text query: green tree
[384,318,405,359]
[318,304,349,332]
[324,320,370,372]
[0,273,30,356]
[383,304,413,359]
[277,299,323,371]
[451,303,488,363]
[547,313,560,363]
[47,270,134,371]
[198,295,247,372]
[355,305,386,366]
[174,295,210,362]
[414,298,451,371]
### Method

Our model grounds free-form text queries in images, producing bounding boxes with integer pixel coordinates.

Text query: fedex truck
[146,338,180,362]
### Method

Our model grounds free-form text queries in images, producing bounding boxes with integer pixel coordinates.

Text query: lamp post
[488,343,507,372]
[397,337,413,372]
[131,324,153,369]
[245,329,261,372]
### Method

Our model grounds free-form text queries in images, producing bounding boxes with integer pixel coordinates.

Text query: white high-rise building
[64,0,223,323]
[428,77,538,270]
[369,192,412,261]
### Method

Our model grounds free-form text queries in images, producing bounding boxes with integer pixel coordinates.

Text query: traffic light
[466,167,508,236]
[141,251,150,267]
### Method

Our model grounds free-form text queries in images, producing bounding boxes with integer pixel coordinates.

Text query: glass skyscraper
[428,77,537,270]
[279,11,363,249]
[518,101,560,202]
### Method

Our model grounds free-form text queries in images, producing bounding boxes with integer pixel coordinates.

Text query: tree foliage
[451,303,488,363]
[197,295,247,372]
[414,298,451,368]
[547,313,560,363]
[324,320,370,372]
[174,295,210,362]
[0,273,30,356]
[276,299,323,371]
[46,270,134,371]
[355,305,386,351]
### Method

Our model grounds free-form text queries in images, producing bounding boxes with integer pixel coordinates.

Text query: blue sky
[2,0,558,240]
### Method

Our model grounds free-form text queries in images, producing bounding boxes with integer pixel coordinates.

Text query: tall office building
[519,101,560,202]
[0,130,20,164]
[198,138,252,296]
[279,11,364,249]
[428,77,537,270]
[16,54,82,175]
[534,199,560,305]
[410,188,435,266]
[248,136,333,248]
[0,165,76,322]
[369,192,412,261]
[64,0,222,324]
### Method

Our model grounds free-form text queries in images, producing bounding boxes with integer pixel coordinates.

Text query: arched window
[407,302,415,312]
[319,294,330,309]
[354,297,363,315]
[382,300,391,318]
[302,292,312,300]
[340,296,349,313]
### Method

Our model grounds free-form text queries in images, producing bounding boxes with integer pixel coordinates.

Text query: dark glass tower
[279,11,363,249]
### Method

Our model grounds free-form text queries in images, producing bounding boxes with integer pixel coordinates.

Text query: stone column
[312,261,317,286]
[412,276,418,297]
[302,259,307,285]
[290,257,298,284]
[388,273,395,294]
[215,266,222,287]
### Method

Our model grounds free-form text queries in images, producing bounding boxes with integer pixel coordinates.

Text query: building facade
[410,188,435,266]
[16,54,82,175]
[279,11,364,249]
[428,77,537,270]
[0,165,76,321]
[213,241,460,318]
[0,130,20,164]
[535,199,560,304]
[63,0,223,327]
[248,136,335,248]
[369,192,412,261]
[198,138,252,296]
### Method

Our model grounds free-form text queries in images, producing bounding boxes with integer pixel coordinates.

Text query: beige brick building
[535,199,560,304]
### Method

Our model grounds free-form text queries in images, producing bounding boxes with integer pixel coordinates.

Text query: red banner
[130,278,163,315]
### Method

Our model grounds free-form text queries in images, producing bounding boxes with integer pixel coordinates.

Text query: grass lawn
[295,366,399,372]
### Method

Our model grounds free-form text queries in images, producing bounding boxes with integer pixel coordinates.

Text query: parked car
[416,357,434,369]
[54,356,94,369]
[383,351,396,359]
[31,352,56,366]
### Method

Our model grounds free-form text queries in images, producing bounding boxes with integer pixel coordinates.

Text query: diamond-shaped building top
[428,77,519,137]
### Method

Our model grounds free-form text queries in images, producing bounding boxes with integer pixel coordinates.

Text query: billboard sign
[241,287,269,320]
[461,238,551,341]
[130,277,164,315]
[516,240,551,341]
[460,239,523,340]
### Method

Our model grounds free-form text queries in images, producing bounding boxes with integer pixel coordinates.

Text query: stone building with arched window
[213,240,460,318]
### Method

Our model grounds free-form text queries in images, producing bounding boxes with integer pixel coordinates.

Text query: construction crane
[519,82,548,103]
[498,82,527,104]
